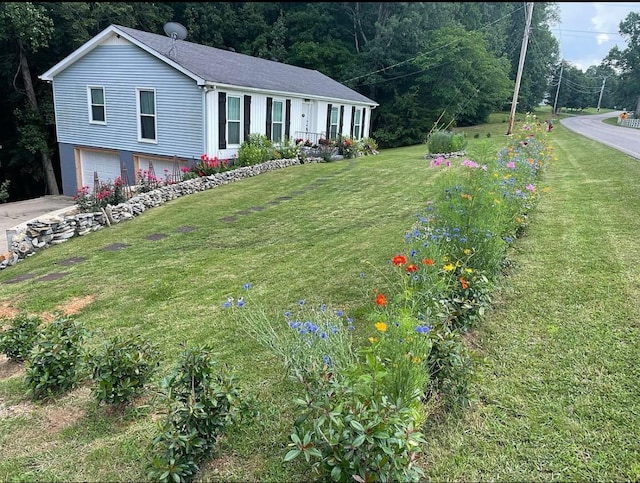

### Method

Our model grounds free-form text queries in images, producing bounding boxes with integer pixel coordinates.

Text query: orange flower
[406,264,417,273]
[459,277,468,289]
[422,258,434,266]
[375,293,386,306]
[391,254,406,266]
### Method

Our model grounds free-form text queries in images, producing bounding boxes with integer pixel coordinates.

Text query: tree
[605,12,640,112]
[0,2,59,195]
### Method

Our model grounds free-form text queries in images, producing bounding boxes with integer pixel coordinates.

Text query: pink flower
[525,184,535,192]
[506,161,515,169]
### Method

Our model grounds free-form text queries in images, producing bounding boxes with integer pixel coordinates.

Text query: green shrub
[275,136,300,159]
[0,179,10,203]
[24,317,88,401]
[0,313,42,362]
[426,324,479,410]
[88,334,159,406]
[148,343,246,483]
[237,133,274,167]
[285,355,426,483]
[427,129,468,154]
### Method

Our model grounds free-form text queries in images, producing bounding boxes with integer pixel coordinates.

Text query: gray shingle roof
[116,25,377,105]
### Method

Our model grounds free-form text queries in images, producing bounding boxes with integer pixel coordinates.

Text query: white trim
[226,94,242,147]
[204,82,379,108]
[329,106,339,140]
[353,108,362,140]
[271,98,285,143]
[87,85,107,125]
[136,87,157,144]
[39,25,206,85]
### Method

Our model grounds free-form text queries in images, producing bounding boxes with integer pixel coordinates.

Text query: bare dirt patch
[40,295,95,322]
[44,387,90,434]
[0,301,20,321]
[0,354,25,380]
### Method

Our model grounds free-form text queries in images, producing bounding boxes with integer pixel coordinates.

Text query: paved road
[560,110,640,160]
[0,195,76,254]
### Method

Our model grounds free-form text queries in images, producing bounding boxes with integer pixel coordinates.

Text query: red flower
[375,293,386,306]
[406,264,417,273]
[422,258,434,266]
[459,277,468,290]
[391,255,406,266]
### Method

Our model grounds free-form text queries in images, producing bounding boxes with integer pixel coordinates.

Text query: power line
[340,3,526,85]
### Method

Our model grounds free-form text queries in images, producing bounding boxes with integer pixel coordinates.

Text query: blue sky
[550,2,640,71]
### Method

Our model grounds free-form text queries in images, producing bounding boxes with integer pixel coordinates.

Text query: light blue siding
[53,44,204,159]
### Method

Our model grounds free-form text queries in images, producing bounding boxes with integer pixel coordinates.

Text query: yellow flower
[368,337,378,344]
[412,356,421,364]
[374,322,387,332]
[443,263,454,272]
[465,267,473,273]
[463,248,472,255]
[493,198,501,204]
[543,186,550,193]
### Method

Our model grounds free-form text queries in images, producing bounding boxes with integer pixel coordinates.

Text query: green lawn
[1,113,639,482]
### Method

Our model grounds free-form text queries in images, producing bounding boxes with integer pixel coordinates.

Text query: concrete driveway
[0,195,77,254]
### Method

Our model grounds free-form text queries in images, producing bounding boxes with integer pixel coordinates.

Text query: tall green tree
[0,2,58,195]
[605,11,640,112]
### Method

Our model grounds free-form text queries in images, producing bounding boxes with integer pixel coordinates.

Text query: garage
[77,148,121,189]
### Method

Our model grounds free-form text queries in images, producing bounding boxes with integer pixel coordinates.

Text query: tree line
[1,2,638,201]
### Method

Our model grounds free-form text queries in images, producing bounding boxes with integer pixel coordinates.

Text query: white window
[137,88,157,143]
[329,106,339,140]
[272,100,283,142]
[227,95,241,145]
[88,86,106,124]
[353,109,362,139]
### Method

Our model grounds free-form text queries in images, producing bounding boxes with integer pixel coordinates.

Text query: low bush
[427,129,468,154]
[0,312,42,362]
[88,334,159,406]
[148,343,247,483]
[24,317,88,400]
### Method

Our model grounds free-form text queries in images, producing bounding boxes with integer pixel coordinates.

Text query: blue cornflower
[319,332,327,339]
[284,310,291,318]
[335,309,344,317]
[243,282,251,290]
[222,300,231,308]
[236,297,244,307]
[346,317,353,324]
[298,299,305,306]
[415,325,431,334]
[322,355,331,367]
[410,249,416,257]
[288,321,301,330]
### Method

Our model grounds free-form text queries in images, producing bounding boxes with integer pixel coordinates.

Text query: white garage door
[79,149,121,190]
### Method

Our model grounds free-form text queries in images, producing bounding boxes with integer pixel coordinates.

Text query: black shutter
[218,92,227,150]
[361,108,366,138]
[285,99,291,139]
[350,106,356,138]
[339,106,344,139]
[266,97,273,140]
[326,104,332,138]
[243,95,251,141]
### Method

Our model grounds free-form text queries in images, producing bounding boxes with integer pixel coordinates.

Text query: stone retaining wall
[1,157,313,270]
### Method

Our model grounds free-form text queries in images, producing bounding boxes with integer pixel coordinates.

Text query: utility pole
[506,2,534,135]
[552,61,564,115]
[597,77,606,111]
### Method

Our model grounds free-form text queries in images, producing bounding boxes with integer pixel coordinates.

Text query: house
[39,24,378,197]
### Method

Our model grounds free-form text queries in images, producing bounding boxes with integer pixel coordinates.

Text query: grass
[1,112,639,481]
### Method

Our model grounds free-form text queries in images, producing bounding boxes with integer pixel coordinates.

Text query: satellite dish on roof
[163,22,187,40]
[163,22,187,60]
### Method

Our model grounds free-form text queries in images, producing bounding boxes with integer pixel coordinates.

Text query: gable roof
[40,24,377,107]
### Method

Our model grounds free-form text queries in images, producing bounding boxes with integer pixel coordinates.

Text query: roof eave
[204,81,378,107]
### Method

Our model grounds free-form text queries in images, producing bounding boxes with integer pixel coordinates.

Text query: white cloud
[552,2,640,70]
